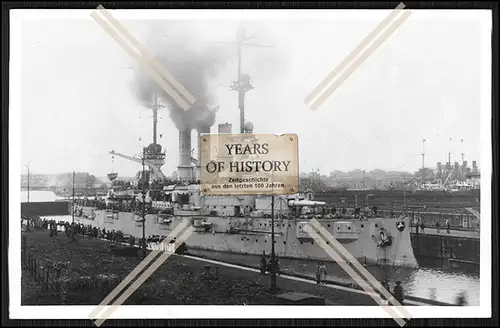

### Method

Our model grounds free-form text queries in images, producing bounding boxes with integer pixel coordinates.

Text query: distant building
[466,172,480,188]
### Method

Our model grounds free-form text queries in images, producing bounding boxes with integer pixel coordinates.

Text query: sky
[14,10,489,178]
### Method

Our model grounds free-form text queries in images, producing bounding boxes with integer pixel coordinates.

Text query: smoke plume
[132,21,229,131]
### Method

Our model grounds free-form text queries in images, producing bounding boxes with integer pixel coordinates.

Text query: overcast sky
[14,10,490,177]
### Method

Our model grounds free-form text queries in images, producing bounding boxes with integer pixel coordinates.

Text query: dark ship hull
[314,189,480,211]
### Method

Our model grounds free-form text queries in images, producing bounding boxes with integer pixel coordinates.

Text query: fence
[22,235,62,294]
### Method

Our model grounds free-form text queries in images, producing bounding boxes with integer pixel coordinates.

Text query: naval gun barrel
[288,200,327,207]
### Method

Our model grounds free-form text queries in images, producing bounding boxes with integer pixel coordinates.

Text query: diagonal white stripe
[88,219,190,320]
[305,223,409,326]
[304,2,407,105]
[92,226,195,325]
[96,5,196,106]
[310,219,412,319]
[90,11,192,110]
[307,10,412,110]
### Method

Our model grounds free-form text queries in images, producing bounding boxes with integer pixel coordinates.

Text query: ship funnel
[178,128,193,181]
[196,125,211,180]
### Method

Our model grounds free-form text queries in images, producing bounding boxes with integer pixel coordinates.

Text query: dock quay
[21,228,449,307]
[410,229,480,265]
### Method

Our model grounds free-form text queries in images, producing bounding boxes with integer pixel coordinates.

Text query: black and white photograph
[9,6,492,322]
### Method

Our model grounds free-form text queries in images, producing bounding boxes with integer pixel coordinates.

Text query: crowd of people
[22,216,130,244]
[73,197,167,215]
[22,216,174,250]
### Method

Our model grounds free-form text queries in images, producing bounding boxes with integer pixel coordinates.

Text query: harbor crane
[109,150,167,181]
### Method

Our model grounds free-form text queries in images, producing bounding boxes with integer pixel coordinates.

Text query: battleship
[74,117,418,268]
[71,23,418,269]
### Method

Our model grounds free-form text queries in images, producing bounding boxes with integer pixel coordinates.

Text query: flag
[461,139,464,142]
[449,137,452,141]
[423,138,426,143]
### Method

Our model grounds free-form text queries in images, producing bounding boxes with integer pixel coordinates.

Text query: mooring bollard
[204,265,211,275]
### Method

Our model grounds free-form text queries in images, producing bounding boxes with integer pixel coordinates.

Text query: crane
[109,150,167,181]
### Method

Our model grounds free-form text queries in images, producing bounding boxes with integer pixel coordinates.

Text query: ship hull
[76,207,419,268]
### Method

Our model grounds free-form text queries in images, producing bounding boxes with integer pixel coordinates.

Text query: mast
[448,137,452,167]
[362,170,365,189]
[153,96,158,145]
[72,171,75,224]
[270,195,277,291]
[141,147,147,259]
[460,138,465,163]
[421,138,426,183]
[230,22,273,133]
[150,91,165,145]
[460,139,465,180]
[26,162,30,203]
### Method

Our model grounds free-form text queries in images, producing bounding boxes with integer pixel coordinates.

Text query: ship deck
[410,228,480,239]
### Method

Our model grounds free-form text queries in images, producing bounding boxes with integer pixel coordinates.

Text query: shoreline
[21,228,381,306]
[21,226,454,306]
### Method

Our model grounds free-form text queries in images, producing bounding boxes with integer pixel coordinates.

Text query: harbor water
[22,191,480,305]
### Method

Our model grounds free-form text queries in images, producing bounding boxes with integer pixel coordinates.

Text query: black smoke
[132,21,229,131]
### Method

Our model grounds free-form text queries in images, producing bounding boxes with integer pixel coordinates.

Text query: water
[26,191,480,305]
[21,190,65,202]
[186,248,480,305]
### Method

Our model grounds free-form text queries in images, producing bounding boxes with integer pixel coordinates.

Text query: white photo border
[9,8,493,320]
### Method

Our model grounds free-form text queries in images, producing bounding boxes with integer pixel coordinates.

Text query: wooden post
[41,268,46,290]
[34,258,38,282]
[55,268,62,294]
[440,238,444,266]
[45,269,49,291]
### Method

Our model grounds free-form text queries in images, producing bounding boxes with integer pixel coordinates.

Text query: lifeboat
[107,172,118,182]
[157,215,172,230]
[134,215,145,227]
[104,211,114,224]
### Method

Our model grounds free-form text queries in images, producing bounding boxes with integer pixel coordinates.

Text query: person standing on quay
[380,280,391,305]
[393,281,405,305]
[446,219,451,234]
[316,262,327,284]
[260,251,267,275]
